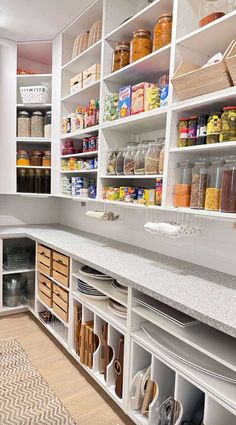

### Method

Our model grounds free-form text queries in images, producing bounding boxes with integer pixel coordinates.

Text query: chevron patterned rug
[0,338,77,425]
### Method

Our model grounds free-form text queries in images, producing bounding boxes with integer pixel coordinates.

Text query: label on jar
[197,126,207,137]
[180,128,188,139]
[207,117,221,135]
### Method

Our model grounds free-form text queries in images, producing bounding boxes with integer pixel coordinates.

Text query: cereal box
[118,86,132,118]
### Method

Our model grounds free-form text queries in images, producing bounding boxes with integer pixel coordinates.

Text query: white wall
[59,199,236,276]
[0,195,60,226]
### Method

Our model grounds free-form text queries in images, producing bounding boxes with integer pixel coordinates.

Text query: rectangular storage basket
[20,85,48,104]
[225,40,236,86]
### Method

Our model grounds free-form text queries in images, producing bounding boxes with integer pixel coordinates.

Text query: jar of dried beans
[124,143,137,175]
[220,156,236,212]
[31,111,44,138]
[190,159,209,209]
[205,158,224,211]
[153,14,172,51]
[17,111,31,137]
[145,142,161,175]
[130,29,152,63]
[174,160,192,208]
[107,149,118,175]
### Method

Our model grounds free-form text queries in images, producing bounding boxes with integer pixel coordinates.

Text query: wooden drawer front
[37,244,51,259]
[53,293,68,313]
[52,270,69,287]
[53,251,69,267]
[53,283,68,303]
[39,290,53,308]
[38,273,52,299]
[53,302,68,322]
[38,252,51,267]
[37,261,51,276]
[53,260,68,276]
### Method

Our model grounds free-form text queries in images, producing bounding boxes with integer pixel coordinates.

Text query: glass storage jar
[35,169,42,193]
[153,14,172,51]
[220,156,236,212]
[17,150,30,166]
[196,113,209,145]
[31,111,44,137]
[42,151,51,167]
[134,142,149,174]
[116,147,125,175]
[178,118,189,147]
[28,169,35,193]
[17,168,28,193]
[158,139,165,174]
[220,106,236,142]
[174,160,192,208]
[130,29,152,63]
[206,111,221,144]
[124,143,137,175]
[205,158,224,211]
[190,159,209,209]
[43,170,51,194]
[107,149,118,175]
[17,111,31,137]
[44,111,51,138]
[187,116,198,146]
[112,42,130,72]
[30,150,42,166]
[199,0,235,27]
[145,142,161,174]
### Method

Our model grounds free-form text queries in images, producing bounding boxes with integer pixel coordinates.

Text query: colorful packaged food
[120,187,138,203]
[144,189,155,206]
[155,178,163,206]
[158,75,169,108]
[145,84,160,111]
[131,82,148,115]
[137,188,145,204]
[118,86,132,118]
[104,93,119,122]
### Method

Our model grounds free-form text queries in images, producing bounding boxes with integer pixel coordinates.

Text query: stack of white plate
[77,278,109,300]
[108,299,127,318]
[79,265,113,281]
[112,281,128,294]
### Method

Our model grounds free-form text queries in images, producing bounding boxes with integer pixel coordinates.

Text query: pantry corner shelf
[61,80,100,104]
[61,39,102,73]
[17,73,52,86]
[17,103,52,110]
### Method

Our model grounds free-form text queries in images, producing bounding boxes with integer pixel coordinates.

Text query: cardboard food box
[70,73,83,95]
[104,93,119,122]
[83,64,101,88]
[118,85,132,118]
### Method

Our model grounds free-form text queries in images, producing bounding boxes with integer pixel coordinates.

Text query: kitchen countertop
[0,224,236,338]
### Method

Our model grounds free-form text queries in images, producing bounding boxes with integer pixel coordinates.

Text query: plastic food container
[31,111,44,138]
[17,111,31,137]
[145,142,161,174]
[205,158,224,211]
[190,159,209,209]
[174,160,192,208]
[220,156,236,212]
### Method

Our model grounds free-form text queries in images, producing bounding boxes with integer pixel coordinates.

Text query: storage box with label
[83,64,101,88]
[70,73,83,95]
[118,85,132,118]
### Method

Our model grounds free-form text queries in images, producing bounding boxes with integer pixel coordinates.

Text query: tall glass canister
[205,158,224,211]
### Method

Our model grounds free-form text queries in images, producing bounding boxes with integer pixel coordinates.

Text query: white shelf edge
[17,103,52,107]
[101,174,163,179]
[61,80,101,102]
[101,107,168,130]
[61,125,99,139]
[17,73,52,78]
[61,151,98,159]
[61,169,98,174]
[16,166,51,169]
[2,267,35,275]
[16,137,51,142]
[170,142,236,153]
[61,39,102,71]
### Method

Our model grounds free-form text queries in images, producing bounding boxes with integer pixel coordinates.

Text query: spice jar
[145,142,161,175]
[220,106,236,142]
[44,111,51,138]
[220,156,236,212]
[174,161,192,208]
[17,111,31,137]
[17,150,30,166]
[31,111,44,138]
[178,118,189,147]
[199,0,235,27]
[124,143,137,174]
[112,42,130,72]
[130,29,152,63]
[116,147,125,175]
[206,111,221,144]
[107,149,118,175]
[190,159,209,209]
[153,14,172,51]
[205,158,224,211]
[42,151,51,167]
[196,114,209,145]
[30,150,42,166]
[188,116,198,146]
[134,142,149,174]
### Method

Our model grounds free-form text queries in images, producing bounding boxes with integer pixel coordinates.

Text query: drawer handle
[57,259,64,265]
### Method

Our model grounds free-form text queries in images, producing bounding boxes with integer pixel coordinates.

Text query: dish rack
[19,85,48,104]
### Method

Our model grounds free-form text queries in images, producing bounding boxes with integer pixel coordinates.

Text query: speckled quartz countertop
[0,224,235,338]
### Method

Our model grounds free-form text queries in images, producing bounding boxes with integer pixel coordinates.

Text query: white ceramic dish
[79,265,113,280]
[108,300,127,318]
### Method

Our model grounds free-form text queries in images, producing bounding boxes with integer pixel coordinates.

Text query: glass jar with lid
[30,150,42,166]
[220,106,236,142]
[196,113,209,145]
[17,150,30,166]
[205,158,224,211]
[187,116,198,146]
[130,29,152,63]
[178,118,189,148]
[190,159,209,209]
[107,149,118,175]
[35,169,42,193]
[157,138,165,174]
[31,111,44,137]
[199,0,235,27]
[145,142,161,175]
[116,147,125,175]
[134,142,149,175]
[112,42,130,73]
[44,170,51,194]
[17,111,31,137]
[17,168,28,193]
[42,151,51,167]
[174,161,193,208]
[44,111,51,138]
[206,111,221,144]
[220,156,236,212]
[124,143,137,175]
[28,169,35,193]
[153,14,172,51]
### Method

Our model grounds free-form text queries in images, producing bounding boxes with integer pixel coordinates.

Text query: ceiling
[0,0,94,41]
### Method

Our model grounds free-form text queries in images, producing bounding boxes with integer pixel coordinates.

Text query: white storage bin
[20,85,48,104]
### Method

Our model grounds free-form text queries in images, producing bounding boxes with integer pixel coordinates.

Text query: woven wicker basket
[172,42,234,101]
[72,31,89,59]
[225,40,236,86]
[88,21,102,47]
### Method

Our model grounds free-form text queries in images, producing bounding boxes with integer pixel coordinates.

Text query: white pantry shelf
[101,174,163,179]
[61,169,97,174]
[16,137,51,143]
[61,80,100,104]
[36,295,69,328]
[62,39,102,74]
[61,151,98,159]
[61,125,99,140]
[2,267,35,275]
[17,73,52,87]
[17,103,51,110]
[169,142,236,154]
[165,206,236,220]
[102,108,167,133]
[16,166,51,169]
[104,45,170,85]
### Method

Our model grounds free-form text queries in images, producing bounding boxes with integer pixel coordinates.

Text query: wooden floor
[0,312,134,425]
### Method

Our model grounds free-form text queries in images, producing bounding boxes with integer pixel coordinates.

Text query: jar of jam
[220,156,236,212]
[153,14,172,51]
[30,150,42,166]
[42,151,51,167]
[112,42,130,72]
[207,112,221,144]
[220,106,236,142]
[17,150,30,166]
[177,118,189,147]
[130,29,152,63]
